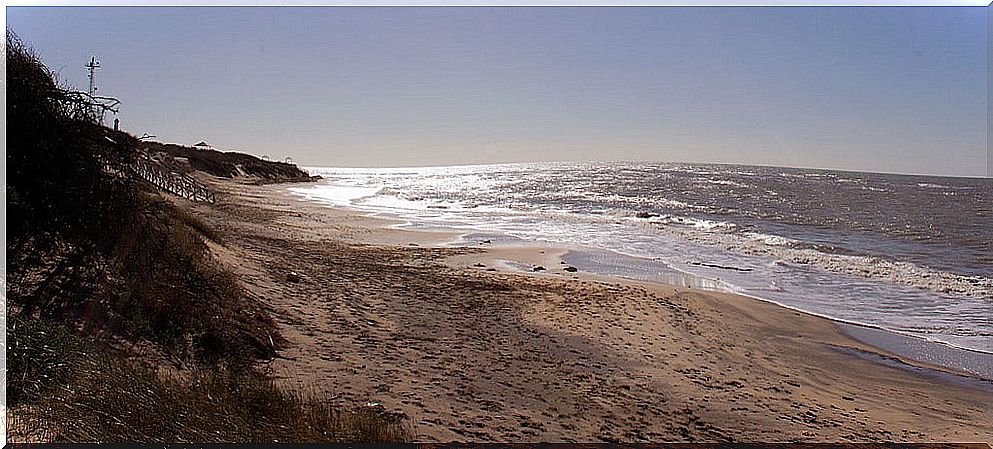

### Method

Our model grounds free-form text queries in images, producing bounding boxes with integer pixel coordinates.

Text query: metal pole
[85,56,100,97]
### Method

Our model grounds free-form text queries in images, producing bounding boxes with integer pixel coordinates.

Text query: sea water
[289,162,992,377]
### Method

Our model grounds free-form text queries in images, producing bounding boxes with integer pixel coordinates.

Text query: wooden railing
[127,156,216,204]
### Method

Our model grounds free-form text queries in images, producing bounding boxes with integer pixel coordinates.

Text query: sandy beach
[187,177,992,442]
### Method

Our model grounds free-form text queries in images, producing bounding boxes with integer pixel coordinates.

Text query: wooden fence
[127,157,216,204]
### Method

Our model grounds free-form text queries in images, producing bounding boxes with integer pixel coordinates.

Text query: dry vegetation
[4,30,411,443]
[6,316,412,443]
[144,141,317,183]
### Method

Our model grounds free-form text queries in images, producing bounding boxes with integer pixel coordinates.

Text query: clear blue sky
[6,6,989,176]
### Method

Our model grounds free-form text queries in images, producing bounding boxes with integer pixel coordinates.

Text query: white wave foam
[917,182,973,191]
[650,224,993,299]
[744,232,800,246]
[703,179,751,188]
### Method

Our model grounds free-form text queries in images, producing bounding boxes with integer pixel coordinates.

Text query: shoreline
[283,183,993,383]
[193,178,992,441]
[451,242,993,385]
[556,246,993,381]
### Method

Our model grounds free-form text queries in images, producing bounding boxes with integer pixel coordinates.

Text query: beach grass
[6,316,413,443]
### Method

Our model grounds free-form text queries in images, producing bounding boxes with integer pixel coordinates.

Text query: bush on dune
[5,30,276,367]
[4,30,412,442]
[143,141,314,182]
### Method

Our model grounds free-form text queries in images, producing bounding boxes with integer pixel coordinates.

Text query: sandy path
[187,179,992,442]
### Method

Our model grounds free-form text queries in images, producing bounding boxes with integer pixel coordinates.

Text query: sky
[6,6,989,176]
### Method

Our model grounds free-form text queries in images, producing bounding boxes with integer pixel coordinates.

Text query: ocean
[289,162,992,368]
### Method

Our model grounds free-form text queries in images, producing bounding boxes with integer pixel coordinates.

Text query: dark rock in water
[560,260,566,264]
[635,211,659,219]
[408,242,419,246]
[532,265,546,272]
[473,263,486,268]
[287,271,302,283]
[486,268,497,272]
[480,239,492,244]
[688,261,753,272]
[563,266,578,272]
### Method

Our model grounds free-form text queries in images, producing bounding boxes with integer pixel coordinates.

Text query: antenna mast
[85,56,100,97]
[77,55,121,124]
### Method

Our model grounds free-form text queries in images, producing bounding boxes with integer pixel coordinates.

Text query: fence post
[127,156,216,204]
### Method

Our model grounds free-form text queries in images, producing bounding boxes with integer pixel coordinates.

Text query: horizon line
[293,158,993,179]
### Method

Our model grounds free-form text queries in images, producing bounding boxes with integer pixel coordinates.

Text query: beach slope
[190,178,992,442]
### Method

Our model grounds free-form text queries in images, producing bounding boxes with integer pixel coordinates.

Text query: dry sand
[187,178,992,442]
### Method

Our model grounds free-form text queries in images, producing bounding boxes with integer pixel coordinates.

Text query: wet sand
[187,178,992,442]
